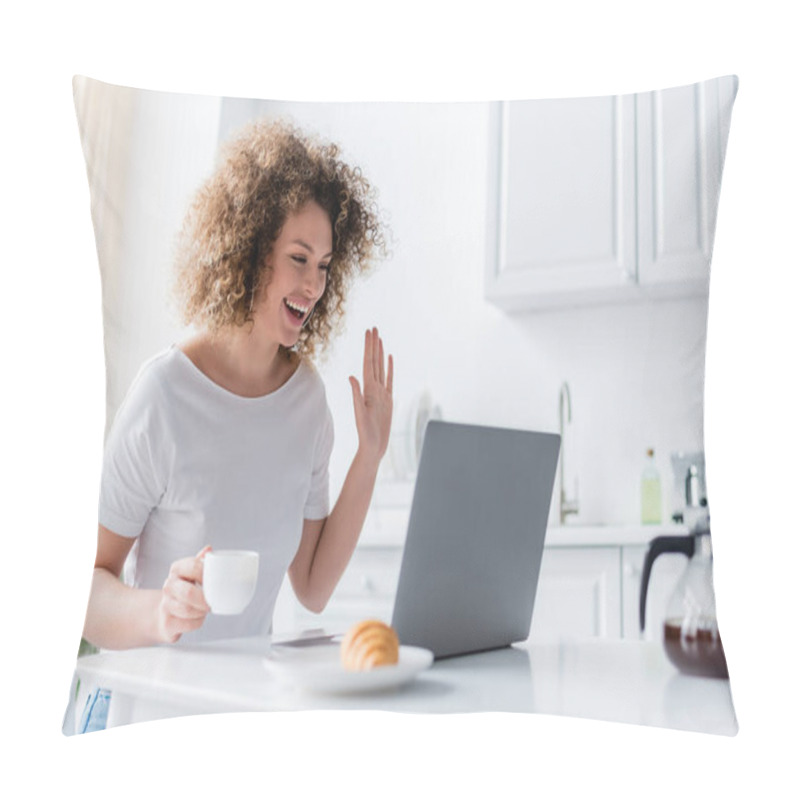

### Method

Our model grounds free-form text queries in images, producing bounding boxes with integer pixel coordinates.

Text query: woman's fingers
[349,376,364,426]
[169,574,208,612]
[349,374,362,403]
[164,550,211,614]
[170,554,203,584]
[372,328,380,382]
[363,328,372,384]
[363,327,391,389]
[157,548,212,642]
[164,595,207,621]
[378,333,385,385]
[350,327,393,461]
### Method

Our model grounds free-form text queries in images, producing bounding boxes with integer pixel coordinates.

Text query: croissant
[341,619,400,670]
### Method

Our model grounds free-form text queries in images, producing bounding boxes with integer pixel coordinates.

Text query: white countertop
[362,506,689,549]
[74,633,736,736]
[364,480,690,547]
[543,523,690,547]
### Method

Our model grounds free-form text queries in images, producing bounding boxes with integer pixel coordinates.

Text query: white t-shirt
[98,344,334,644]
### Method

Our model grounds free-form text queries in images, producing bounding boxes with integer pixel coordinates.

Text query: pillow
[66,75,738,736]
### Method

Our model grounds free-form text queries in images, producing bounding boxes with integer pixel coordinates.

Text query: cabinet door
[530,547,622,640]
[485,95,637,309]
[635,78,732,291]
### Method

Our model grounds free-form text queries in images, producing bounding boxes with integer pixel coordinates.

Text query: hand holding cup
[157,545,213,644]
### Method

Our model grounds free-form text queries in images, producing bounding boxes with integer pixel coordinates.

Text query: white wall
[82,87,711,528]
[218,98,709,526]
[75,78,223,439]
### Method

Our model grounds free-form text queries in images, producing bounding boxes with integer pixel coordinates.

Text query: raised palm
[349,327,393,464]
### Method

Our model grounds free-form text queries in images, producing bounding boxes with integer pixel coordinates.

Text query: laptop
[390,420,560,659]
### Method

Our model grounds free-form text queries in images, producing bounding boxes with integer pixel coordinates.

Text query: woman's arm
[288,328,393,612]
[83,525,211,649]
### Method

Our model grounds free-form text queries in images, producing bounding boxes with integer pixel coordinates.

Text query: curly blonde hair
[173,119,387,360]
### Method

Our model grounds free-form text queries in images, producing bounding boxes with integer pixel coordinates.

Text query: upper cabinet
[484,76,738,311]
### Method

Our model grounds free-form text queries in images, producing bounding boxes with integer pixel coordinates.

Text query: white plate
[264,643,433,695]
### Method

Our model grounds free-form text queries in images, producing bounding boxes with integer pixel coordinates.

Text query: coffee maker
[638,450,729,679]
[669,451,707,527]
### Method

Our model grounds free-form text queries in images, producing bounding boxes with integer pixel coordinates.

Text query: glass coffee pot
[639,521,729,679]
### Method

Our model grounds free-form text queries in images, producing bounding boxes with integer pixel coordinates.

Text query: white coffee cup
[202,550,259,615]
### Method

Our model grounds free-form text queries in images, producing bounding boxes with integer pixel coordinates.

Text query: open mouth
[284,298,311,324]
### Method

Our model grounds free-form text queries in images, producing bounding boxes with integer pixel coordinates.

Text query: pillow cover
[65,74,738,736]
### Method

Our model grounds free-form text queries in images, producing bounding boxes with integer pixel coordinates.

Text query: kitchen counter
[73,633,737,736]
[362,482,689,547]
[544,523,690,547]
[363,514,688,548]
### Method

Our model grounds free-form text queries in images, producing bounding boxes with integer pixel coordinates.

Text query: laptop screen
[391,420,560,658]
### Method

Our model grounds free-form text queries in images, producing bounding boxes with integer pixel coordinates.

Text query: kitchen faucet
[558,381,579,523]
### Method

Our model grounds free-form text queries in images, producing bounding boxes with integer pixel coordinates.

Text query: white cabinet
[636,77,736,293]
[484,94,637,308]
[484,75,737,310]
[531,546,622,639]
[273,530,690,643]
[531,542,687,641]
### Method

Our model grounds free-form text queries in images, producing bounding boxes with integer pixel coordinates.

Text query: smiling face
[252,201,333,350]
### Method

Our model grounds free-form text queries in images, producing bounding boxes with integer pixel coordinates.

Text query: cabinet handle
[624,563,641,578]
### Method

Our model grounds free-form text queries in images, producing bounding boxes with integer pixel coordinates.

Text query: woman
[81,119,392,651]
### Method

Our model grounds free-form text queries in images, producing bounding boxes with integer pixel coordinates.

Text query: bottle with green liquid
[641,448,662,524]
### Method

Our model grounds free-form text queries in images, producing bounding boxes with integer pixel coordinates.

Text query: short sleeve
[304,403,334,520]
[98,370,169,537]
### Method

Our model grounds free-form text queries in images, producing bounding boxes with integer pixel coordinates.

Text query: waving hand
[349,327,393,464]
